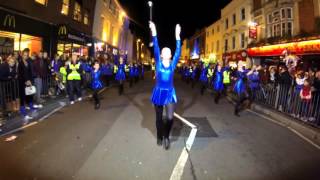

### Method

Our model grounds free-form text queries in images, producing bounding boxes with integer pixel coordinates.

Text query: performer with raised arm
[149,21,181,150]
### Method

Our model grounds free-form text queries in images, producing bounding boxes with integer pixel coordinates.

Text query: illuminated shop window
[84,10,89,25]
[0,31,42,54]
[35,0,47,6]
[61,0,69,15]
[73,2,82,22]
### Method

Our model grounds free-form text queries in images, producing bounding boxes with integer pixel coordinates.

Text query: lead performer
[149,21,181,150]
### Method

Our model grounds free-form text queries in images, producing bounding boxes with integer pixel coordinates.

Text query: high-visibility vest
[59,67,67,83]
[114,65,118,74]
[223,71,231,84]
[189,68,193,73]
[125,65,130,72]
[207,69,213,78]
[67,63,81,80]
[152,65,155,71]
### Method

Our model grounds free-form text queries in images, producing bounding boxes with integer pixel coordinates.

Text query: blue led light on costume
[151,36,181,106]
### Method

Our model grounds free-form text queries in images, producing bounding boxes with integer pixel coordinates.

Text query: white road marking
[174,113,197,129]
[170,113,198,180]
[248,109,320,150]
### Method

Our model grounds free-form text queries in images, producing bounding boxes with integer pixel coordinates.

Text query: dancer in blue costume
[149,21,181,150]
[90,60,104,109]
[128,63,135,87]
[234,61,249,117]
[213,64,224,104]
[199,63,209,95]
[190,63,197,88]
[115,57,126,95]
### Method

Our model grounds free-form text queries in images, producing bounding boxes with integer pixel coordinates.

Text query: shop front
[223,50,248,68]
[93,39,121,63]
[57,24,93,57]
[0,9,52,56]
[247,38,320,69]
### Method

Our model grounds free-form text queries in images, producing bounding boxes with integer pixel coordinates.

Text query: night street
[1,74,319,180]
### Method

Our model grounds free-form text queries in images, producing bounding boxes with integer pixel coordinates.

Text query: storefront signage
[223,50,247,62]
[248,39,320,57]
[58,25,67,36]
[3,14,16,29]
[249,25,257,39]
[67,34,85,43]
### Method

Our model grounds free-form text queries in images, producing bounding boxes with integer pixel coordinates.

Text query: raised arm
[149,21,160,65]
[172,24,182,68]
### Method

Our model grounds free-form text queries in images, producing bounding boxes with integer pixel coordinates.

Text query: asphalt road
[0,73,319,180]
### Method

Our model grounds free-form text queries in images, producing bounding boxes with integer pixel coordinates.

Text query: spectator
[311,71,320,123]
[0,55,19,113]
[33,51,49,104]
[299,80,312,121]
[18,49,36,121]
[277,66,292,112]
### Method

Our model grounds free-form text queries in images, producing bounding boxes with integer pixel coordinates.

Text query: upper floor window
[73,2,82,22]
[61,0,69,15]
[240,33,245,48]
[84,10,89,25]
[241,8,246,20]
[281,8,285,19]
[287,8,292,19]
[232,36,236,49]
[225,18,229,29]
[232,14,236,25]
[35,0,47,6]
[212,28,214,35]
[217,25,220,32]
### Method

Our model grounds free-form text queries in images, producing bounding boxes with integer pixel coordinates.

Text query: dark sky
[118,0,231,50]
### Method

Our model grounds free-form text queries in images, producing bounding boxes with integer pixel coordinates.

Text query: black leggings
[93,90,100,105]
[154,104,175,139]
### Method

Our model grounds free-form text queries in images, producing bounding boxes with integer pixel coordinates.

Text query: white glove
[175,24,181,40]
[149,21,157,36]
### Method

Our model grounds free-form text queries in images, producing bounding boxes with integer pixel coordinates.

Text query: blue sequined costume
[213,70,224,91]
[115,63,126,81]
[91,70,104,90]
[151,36,181,106]
[234,70,248,95]
[199,66,208,83]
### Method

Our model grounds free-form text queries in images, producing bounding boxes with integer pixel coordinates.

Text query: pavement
[0,73,320,180]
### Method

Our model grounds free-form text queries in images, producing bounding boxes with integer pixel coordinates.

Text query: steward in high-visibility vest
[223,70,231,84]
[66,55,83,104]
[67,62,82,80]
[59,66,67,84]
[114,65,119,74]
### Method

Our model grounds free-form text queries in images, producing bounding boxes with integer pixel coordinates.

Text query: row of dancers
[179,61,261,117]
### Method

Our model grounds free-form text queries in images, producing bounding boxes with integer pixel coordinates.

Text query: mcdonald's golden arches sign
[58,25,68,36]
[3,14,16,28]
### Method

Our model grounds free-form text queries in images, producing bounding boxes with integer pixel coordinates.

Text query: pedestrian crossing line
[170,113,198,180]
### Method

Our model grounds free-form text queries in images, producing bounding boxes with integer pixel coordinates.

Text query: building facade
[181,39,190,63]
[221,0,254,67]
[249,0,320,68]
[0,0,96,56]
[205,19,223,62]
[189,28,206,62]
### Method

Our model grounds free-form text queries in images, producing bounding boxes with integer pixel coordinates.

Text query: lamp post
[136,39,141,62]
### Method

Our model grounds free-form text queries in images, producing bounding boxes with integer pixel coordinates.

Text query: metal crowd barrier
[255,84,320,127]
